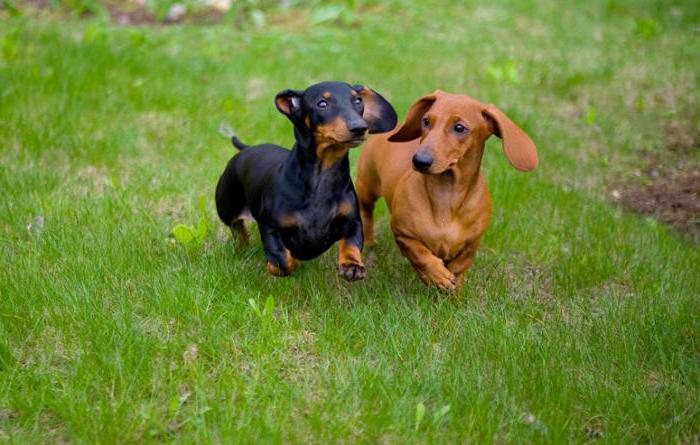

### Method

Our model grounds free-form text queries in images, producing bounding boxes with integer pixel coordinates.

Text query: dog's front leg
[259,224,296,276]
[394,235,456,291]
[337,220,366,281]
[446,242,480,287]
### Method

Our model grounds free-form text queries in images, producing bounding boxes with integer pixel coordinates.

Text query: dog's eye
[422,117,430,127]
[317,99,328,109]
[354,96,363,105]
[454,123,467,133]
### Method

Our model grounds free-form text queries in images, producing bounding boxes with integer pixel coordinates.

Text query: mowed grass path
[1,1,699,442]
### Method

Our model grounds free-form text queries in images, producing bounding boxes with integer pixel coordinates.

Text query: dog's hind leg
[230,220,250,248]
[215,159,249,248]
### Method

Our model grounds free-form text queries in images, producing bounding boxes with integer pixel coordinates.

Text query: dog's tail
[218,122,249,151]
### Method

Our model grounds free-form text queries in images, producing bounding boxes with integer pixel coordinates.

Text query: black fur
[215,81,397,278]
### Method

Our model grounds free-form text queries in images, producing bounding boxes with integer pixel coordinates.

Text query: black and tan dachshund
[215,81,397,280]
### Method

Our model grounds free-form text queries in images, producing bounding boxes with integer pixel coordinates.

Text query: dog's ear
[274,89,305,121]
[388,93,437,142]
[353,85,397,134]
[482,104,538,172]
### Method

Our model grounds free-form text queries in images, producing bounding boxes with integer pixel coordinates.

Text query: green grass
[1,0,699,442]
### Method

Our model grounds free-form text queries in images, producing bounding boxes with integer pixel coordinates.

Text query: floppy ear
[274,89,305,121]
[482,104,538,172]
[353,85,397,134]
[388,93,437,142]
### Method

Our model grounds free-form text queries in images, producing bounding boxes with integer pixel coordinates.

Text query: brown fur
[356,91,537,291]
[278,212,300,228]
[336,200,354,217]
[337,238,366,280]
[314,117,354,169]
[357,87,389,130]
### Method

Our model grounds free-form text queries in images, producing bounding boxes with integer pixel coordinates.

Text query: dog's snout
[412,152,433,172]
[348,122,368,137]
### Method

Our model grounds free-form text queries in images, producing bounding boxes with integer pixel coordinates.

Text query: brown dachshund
[355,91,537,291]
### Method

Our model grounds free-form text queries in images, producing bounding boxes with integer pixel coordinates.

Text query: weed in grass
[414,401,425,432]
[171,196,209,251]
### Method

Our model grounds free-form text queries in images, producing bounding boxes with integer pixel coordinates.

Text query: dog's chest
[277,202,350,259]
[422,219,469,259]
[397,197,487,261]
[285,203,346,232]
[394,175,490,261]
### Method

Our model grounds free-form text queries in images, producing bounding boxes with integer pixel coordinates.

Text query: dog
[215,81,397,280]
[355,91,537,291]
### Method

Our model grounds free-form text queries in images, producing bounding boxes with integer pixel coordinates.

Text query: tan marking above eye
[322,92,332,99]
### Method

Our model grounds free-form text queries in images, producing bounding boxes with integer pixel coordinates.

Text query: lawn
[1,0,699,442]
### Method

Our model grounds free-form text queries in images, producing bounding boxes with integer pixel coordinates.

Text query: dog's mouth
[413,163,456,176]
[413,164,431,174]
[339,135,367,147]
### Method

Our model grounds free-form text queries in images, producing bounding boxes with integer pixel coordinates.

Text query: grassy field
[1,0,699,442]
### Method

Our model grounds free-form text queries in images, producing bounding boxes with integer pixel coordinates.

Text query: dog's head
[275,82,397,156]
[388,91,537,175]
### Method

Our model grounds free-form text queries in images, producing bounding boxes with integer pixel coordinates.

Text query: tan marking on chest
[336,200,354,217]
[317,145,349,169]
[278,212,301,228]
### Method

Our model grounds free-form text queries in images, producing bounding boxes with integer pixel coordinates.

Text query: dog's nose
[412,152,433,172]
[348,122,368,137]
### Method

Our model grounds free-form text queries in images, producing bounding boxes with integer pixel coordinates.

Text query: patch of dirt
[14,0,50,8]
[619,170,699,236]
[612,158,699,239]
[106,2,229,26]
[610,109,700,239]
[665,115,700,154]
[104,3,157,26]
[11,0,227,25]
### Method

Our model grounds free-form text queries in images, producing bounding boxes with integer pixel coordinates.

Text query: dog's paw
[267,258,296,277]
[421,268,457,292]
[338,262,367,281]
[437,278,458,293]
[267,262,291,277]
[266,251,296,277]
